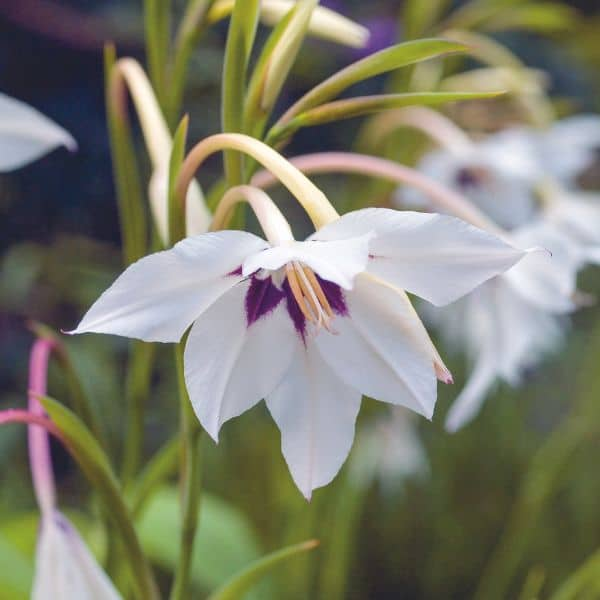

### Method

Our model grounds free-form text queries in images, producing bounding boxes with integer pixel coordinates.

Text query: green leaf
[244,0,316,138]
[480,3,578,33]
[143,0,172,109]
[403,0,452,39]
[267,91,504,146]
[136,486,263,593]
[221,0,260,185]
[39,395,159,600]
[0,533,33,600]
[272,39,468,127]
[104,44,148,266]
[207,539,319,600]
[168,115,190,246]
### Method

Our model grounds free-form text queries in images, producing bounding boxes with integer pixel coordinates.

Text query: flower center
[285,262,335,332]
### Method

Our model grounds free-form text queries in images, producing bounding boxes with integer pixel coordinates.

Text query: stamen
[285,262,337,333]
[285,264,316,323]
[302,267,334,318]
[293,262,324,327]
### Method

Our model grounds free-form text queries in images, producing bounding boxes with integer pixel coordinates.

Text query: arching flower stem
[177,133,340,229]
[251,151,506,237]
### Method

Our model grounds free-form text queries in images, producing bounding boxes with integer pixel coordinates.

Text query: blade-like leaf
[221,0,260,185]
[38,395,159,600]
[481,3,578,33]
[104,44,148,265]
[168,115,189,246]
[274,39,469,126]
[267,91,504,146]
[0,533,32,600]
[207,540,319,600]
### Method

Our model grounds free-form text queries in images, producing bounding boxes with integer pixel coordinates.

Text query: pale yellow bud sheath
[176,133,339,229]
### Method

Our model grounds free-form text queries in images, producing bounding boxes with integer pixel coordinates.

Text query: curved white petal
[266,343,362,499]
[71,231,268,342]
[504,223,577,313]
[33,511,122,600]
[149,167,212,247]
[313,208,525,306]
[444,346,497,433]
[184,279,296,441]
[242,234,372,289]
[315,273,439,419]
[0,93,76,172]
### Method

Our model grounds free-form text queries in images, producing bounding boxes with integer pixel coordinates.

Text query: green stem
[121,341,156,484]
[169,342,203,600]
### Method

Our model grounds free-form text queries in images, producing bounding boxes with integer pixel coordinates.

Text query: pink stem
[251,152,506,237]
[27,338,57,516]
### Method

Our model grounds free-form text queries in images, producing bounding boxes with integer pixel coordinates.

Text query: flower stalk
[251,151,504,236]
[177,133,340,228]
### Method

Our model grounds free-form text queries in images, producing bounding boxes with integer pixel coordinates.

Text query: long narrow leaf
[207,540,319,600]
[221,0,260,185]
[274,39,468,126]
[268,91,503,146]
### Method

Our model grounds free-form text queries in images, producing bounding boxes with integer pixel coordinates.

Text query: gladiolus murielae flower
[0,93,75,172]
[396,111,600,431]
[72,145,530,497]
[27,339,121,600]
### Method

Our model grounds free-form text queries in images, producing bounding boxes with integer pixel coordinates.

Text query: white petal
[0,93,76,172]
[315,273,439,419]
[444,347,497,432]
[266,343,362,499]
[149,167,212,247]
[71,231,268,342]
[184,279,296,441]
[313,208,525,306]
[504,223,577,313]
[547,191,600,247]
[242,234,372,289]
[33,512,122,600]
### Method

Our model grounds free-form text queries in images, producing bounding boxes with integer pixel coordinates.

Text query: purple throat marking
[244,272,348,339]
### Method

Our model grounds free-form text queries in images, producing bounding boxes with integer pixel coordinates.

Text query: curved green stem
[169,342,203,600]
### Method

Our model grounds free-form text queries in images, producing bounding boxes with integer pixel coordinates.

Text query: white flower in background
[442,224,579,432]
[397,113,600,431]
[350,407,428,496]
[27,339,121,599]
[538,114,600,185]
[71,203,527,498]
[33,511,122,600]
[0,92,75,172]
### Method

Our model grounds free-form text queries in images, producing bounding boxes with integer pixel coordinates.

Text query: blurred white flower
[397,114,600,430]
[33,511,121,600]
[0,93,75,172]
[350,407,428,495]
[27,338,121,599]
[72,205,527,498]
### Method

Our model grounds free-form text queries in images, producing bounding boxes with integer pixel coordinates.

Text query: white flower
[350,407,428,495]
[397,116,600,430]
[440,222,580,431]
[72,208,526,497]
[537,114,600,185]
[0,92,75,172]
[33,510,121,600]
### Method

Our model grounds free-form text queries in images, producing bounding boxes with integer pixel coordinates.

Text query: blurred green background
[2,1,600,598]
